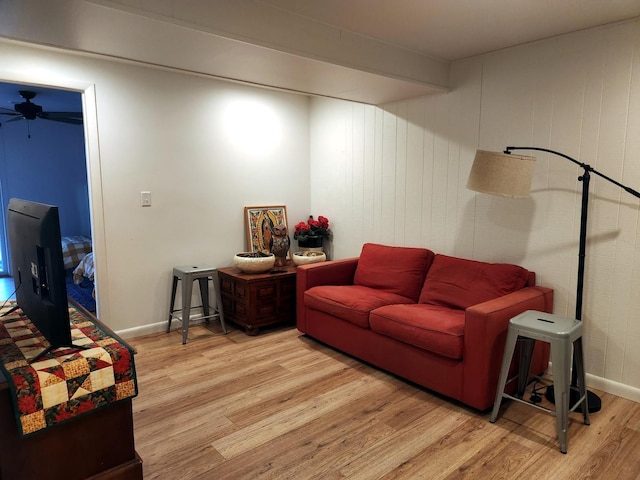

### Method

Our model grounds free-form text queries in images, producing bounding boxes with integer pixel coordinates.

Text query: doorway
[0,81,92,307]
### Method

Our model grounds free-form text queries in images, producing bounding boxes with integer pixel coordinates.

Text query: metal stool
[490,310,589,453]
[167,265,227,344]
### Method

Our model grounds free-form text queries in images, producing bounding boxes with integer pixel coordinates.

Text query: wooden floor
[129,322,640,480]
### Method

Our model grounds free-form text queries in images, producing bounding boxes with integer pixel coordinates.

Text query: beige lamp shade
[467,150,536,198]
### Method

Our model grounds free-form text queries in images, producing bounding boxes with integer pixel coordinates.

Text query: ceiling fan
[0,90,82,125]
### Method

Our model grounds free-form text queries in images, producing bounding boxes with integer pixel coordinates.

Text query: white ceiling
[258,0,640,62]
[1,0,639,107]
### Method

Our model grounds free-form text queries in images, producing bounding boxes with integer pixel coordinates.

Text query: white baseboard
[587,373,640,404]
[116,321,168,340]
[115,317,212,340]
[546,361,640,404]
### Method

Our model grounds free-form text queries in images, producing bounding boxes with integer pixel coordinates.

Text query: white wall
[310,19,640,401]
[0,39,311,335]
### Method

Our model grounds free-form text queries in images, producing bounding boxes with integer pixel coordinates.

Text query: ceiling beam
[0,0,450,104]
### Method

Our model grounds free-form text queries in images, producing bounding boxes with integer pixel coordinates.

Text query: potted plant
[294,215,331,248]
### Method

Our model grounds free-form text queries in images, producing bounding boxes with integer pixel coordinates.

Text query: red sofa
[296,243,553,411]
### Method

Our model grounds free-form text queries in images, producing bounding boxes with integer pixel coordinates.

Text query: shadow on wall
[462,194,536,264]
[463,185,627,266]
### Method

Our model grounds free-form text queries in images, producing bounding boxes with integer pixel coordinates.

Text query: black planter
[297,235,323,248]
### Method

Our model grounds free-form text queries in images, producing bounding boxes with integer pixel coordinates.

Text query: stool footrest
[500,392,555,416]
[500,388,589,417]
[569,393,588,414]
[169,311,221,322]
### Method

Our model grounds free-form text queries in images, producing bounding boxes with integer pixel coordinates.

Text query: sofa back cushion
[354,243,435,302]
[419,254,529,309]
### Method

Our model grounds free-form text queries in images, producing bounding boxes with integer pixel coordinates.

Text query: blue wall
[0,117,89,237]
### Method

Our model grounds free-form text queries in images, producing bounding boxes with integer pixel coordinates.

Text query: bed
[61,236,96,312]
[73,252,95,288]
[61,235,92,270]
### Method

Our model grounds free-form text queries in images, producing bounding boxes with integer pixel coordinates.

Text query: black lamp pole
[504,146,640,413]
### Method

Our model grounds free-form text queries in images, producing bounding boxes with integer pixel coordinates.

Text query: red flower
[17,394,40,414]
[293,215,331,241]
[317,216,329,229]
[12,373,27,387]
[54,408,74,422]
[76,399,96,414]
[113,349,133,376]
[294,222,310,234]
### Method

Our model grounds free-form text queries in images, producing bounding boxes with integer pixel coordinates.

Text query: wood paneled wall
[309,18,640,400]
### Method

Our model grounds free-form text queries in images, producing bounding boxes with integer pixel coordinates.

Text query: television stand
[0,378,142,480]
[0,300,143,479]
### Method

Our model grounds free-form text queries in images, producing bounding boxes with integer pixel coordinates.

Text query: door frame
[0,70,110,322]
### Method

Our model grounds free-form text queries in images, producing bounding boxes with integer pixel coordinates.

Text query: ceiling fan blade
[5,116,25,123]
[0,107,20,116]
[37,112,83,125]
[41,111,83,119]
[46,117,83,125]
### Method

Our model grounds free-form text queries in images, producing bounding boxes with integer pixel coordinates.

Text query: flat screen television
[5,198,73,359]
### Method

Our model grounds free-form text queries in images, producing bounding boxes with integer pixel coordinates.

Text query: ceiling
[1,0,639,107]
[257,0,640,62]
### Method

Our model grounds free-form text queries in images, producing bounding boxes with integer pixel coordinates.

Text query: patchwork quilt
[0,302,137,436]
[61,235,92,270]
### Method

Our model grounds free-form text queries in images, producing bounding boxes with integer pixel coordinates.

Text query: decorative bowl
[233,252,276,273]
[292,251,327,266]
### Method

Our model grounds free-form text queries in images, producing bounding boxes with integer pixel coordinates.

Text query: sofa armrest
[297,257,359,289]
[462,286,554,410]
[296,257,358,332]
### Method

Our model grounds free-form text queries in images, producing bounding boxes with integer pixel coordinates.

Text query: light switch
[141,191,152,207]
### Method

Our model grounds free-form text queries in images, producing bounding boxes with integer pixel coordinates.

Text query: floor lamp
[467,147,640,413]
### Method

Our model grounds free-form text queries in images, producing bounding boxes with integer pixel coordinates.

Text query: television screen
[6,198,72,358]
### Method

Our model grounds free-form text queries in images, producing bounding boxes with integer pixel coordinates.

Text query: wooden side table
[217,265,297,335]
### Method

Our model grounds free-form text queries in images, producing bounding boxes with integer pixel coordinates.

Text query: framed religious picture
[244,205,289,256]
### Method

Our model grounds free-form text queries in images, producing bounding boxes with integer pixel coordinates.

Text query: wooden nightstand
[217,265,297,335]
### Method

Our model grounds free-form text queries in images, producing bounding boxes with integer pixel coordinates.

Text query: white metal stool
[167,265,227,344]
[490,310,589,453]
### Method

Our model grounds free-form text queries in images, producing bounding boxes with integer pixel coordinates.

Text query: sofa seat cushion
[419,254,529,310]
[369,304,465,360]
[353,243,435,302]
[305,285,415,328]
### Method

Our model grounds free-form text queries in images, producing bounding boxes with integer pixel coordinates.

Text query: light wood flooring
[129,322,640,480]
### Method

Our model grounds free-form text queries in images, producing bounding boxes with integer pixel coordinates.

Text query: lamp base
[544,386,601,413]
